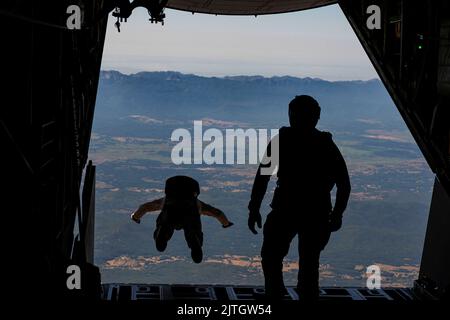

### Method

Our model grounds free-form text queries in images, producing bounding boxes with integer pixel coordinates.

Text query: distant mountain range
[96,70,398,131]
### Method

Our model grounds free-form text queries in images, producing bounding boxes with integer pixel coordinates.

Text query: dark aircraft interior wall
[418,178,450,298]
[340,0,450,298]
[1,0,108,298]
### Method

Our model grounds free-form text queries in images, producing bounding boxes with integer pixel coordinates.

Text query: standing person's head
[288,95,321,131]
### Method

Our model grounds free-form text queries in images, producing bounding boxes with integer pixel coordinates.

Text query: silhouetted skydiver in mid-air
[131,175,234,263]
[248,95,351,300]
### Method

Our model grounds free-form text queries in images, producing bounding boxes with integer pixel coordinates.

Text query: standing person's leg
[261,211,297,299]
[183,213,204,263]
[154,211,175,252]
[297,223,330,300]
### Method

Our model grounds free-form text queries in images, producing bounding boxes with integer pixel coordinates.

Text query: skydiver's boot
[190,245,203,264]
[185,229,203,263]
[153,224,174,252]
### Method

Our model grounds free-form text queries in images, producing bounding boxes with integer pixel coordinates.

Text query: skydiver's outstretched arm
[131,197,165,224]
[198,200,233,228]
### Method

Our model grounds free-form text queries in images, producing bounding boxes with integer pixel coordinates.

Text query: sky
[101,4,379,81]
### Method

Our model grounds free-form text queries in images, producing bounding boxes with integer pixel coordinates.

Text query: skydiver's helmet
[288,95,321,130]
[163,176,201,228]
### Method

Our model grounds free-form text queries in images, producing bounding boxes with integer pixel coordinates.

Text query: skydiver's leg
[153,211,174,252]
[183,214,204,263]
[261,211,297,299]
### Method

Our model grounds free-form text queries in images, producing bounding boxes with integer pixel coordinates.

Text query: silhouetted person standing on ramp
[248,95,351,300]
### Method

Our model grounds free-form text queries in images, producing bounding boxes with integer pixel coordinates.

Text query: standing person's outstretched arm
[198,200,234,228]
[248,164,272,213]
[247,165,271,234]
[247,138,275,234]
[329,141,351,231]
[131,197,165,224]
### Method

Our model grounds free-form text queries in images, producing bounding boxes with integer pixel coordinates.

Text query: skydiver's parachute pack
[165,175,200,199]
